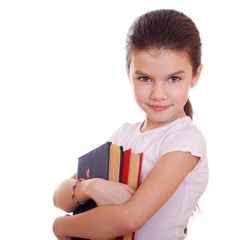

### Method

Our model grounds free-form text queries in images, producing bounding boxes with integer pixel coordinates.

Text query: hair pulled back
[125,9,202,119]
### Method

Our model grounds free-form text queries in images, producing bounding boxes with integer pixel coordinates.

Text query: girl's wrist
[83,178,99,200]
[74,178,97,203]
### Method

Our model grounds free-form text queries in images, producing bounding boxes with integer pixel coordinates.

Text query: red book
[118,150,143,240]
[121,149,132,184]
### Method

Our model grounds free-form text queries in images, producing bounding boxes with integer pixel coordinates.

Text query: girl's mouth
[148,104,171,112]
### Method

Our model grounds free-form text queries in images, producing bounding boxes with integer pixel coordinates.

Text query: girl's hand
[87,178,135,206]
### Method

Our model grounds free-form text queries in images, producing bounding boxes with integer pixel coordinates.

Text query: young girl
[53,9,208,240]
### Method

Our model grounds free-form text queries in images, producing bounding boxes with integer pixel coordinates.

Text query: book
[72,142,142,240]
[108,143,123,182]
[118,150,143,240]
[121,149,131,185]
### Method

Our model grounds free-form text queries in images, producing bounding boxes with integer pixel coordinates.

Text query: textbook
[72,142,142,240]
[118,149,142,240]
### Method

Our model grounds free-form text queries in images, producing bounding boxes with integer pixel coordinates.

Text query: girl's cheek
[172,88,190,104]
[134,87,146,101]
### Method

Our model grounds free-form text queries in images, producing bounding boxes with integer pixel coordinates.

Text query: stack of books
[73,142,143,240]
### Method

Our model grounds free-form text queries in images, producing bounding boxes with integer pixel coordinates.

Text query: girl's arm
[53,174,135,213]
[53,151,199,239]
[53,173,89,213]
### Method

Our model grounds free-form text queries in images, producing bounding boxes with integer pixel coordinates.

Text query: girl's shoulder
[165,117,206,145]
[160,117,207,160]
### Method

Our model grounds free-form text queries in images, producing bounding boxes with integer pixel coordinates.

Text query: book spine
[137,153,143,187]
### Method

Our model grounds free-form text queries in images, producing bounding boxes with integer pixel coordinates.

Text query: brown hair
[125,9,202,119]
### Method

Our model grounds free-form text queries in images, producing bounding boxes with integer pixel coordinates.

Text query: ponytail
[184,99,193,119]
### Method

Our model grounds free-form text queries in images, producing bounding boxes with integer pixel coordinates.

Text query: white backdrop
[1,0,239,239]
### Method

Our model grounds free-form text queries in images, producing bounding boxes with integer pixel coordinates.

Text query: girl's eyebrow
[134,70,149,75]
[134,70,186,76]
[169,70,186,76]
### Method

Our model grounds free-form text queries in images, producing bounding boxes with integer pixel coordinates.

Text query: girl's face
[127,49,202,132]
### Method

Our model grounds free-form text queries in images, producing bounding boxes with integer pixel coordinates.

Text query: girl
[53,9,208,240]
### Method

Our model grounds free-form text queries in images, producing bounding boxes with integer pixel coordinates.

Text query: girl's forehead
[131,48,189,60]
[129,49,193,73]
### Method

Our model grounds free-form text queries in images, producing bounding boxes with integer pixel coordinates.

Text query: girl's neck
[140,112,187,133]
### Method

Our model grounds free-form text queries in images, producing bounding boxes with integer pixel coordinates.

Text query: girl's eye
[139,76,151,82]
[168,76,180,83]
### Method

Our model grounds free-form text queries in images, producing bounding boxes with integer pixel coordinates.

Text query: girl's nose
[150,82,168,100]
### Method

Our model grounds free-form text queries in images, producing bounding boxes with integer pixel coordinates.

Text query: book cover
[73,142,111,240]
[73,142,111,216]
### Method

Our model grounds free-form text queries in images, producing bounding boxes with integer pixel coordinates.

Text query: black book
[73,142,123,240]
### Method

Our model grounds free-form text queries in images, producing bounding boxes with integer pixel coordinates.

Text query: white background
[0,0,239,239]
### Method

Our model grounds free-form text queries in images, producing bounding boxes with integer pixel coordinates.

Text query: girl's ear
[191,64,203,88]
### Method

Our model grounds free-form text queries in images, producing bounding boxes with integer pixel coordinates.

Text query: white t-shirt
[108,116,208,240]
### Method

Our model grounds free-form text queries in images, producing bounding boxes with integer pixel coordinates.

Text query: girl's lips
[148,104,171,112]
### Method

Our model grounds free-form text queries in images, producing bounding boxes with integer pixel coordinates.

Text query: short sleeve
[160,126,206,159]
